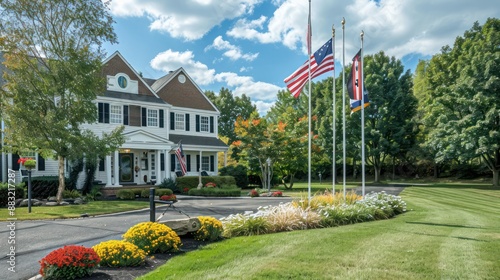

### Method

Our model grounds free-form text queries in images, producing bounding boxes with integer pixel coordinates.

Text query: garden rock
[47,196,57,202]
[161,218,201,236]
[45,202,58,206]
[19,199,41,207]
[73,197,85,205]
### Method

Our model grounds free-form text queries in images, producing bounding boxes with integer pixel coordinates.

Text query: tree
[352,51,417,182]
[0,0,125,202]
[422,19,500,187]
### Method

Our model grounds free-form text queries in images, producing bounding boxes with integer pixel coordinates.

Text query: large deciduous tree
[0,0,125,202]
[423,19,500,187]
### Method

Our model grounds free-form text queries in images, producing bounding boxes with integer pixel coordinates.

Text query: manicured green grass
[139,184,500,280]
[0,200,149,220]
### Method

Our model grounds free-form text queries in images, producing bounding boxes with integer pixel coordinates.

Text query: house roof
[102,91,167,104]
[169,134,227,149]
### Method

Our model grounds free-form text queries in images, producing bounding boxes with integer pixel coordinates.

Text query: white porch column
[156,149,162,185]
[105,155,112,186]
[113,151,120,186]
[165,151,170,179]
[197,150,203,188]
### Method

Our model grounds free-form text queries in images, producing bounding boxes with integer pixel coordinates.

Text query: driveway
[0,196,293,280]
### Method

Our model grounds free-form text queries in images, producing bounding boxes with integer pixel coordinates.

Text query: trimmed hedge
[117,189,135,200]
[176,176,236,191]
[219,165,249,189]
[140,188,173,198]
[0,182,25,207]
[188,187,241,197]
[26,176,69,199]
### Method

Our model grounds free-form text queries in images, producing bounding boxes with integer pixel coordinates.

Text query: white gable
[107,73,138,94]
[123,130,174,149]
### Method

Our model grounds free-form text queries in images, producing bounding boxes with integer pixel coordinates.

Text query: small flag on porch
[175,142,187,176]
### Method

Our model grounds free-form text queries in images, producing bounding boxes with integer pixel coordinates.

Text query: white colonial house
[1,52,228,187]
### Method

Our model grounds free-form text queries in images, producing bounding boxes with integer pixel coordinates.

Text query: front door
[119,153,134,183]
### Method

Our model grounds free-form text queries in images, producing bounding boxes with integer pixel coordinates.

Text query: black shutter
[99,157,105,171]
[37,154,45,171]
[210,155,215,172]
[159,109,164,128]
[160,153,165,171]
[186,155,191,172]
[185,114,190,131]
[170,154,175,171]
[196,155,200,171]
[210,116,214,133]
[104,103,110,123]
[123,105,129,125]
[98,103,104,123]
[142,107,147,126]
[196,115,200,132]
[170,112,175,130]
[12,154,20,170]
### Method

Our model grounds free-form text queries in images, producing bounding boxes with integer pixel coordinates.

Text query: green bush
[176,176,236,189]
[156,189,173,197]
[62,189,81,199]
[117,189,135,200]
[29,176,61,199]
[85,186,102,201]
[0,182,25,207]
[220,165,249,188]
[188,187,241,197]
[160,178,178,193]
[140,189,151,198]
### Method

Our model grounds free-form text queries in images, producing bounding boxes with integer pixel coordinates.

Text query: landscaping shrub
[221,214,269,238]
[85,186,102,201]
[123,222,182,255]
[160,194,177,201]
[193,216,224,241]
[156,189,173,197]
[29,176,60,199]
[116,189,135,200]
[0,182,25,207]
[62,189,81,199]
[176,176,236,189]
[259,203,322,232]
[188,187,241,197]
[219,164,249,188]
[39,245,100,280]
[92,240,146,267]
[248,189,259,197]
[160,178,178,193]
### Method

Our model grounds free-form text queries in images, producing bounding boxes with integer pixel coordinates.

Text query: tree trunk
[392,156,396,180]
[374,165,381,183]
[493,169,499,188]
[434,162,439,178]
[282,173,295,189]
[56,156,65,203]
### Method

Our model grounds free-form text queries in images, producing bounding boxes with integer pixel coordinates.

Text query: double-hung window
[147,109,158,127]
[200,116,209,132]
[110,105,122,124]
[175,113,185,130]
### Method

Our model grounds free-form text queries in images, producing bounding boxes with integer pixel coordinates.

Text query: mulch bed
[81,234,208,280]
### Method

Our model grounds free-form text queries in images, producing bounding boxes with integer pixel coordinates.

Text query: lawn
[0,200,150,220]
[139,184,500,280]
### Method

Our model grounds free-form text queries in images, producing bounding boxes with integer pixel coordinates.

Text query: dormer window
[107,73,138,94]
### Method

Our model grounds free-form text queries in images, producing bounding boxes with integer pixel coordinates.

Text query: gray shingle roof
[102,91,166,104]
[169,134,227,149]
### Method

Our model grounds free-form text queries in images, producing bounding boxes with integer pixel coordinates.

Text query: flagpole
[331,25,336,194]
[307,0,312,203]
[360,30,366,197]
[341,17,346,198]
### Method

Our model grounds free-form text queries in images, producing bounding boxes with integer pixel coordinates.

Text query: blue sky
[103,0,499,115]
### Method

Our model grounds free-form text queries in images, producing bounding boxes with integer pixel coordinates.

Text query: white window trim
[175,113,185,131]
[147,109,158,127]
[201,156,210,171]
[200,116,209,132]
[110,105,122,124]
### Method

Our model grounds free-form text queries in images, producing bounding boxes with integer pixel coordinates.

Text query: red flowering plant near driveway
[39,245,100,279]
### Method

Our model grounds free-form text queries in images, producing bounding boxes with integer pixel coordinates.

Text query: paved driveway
[0,196,293,280]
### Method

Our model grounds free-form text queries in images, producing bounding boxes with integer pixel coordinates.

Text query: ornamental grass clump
[39,245,100,280]
[92,240,146,267]
[193,216,224,241]
[293,191,362,210]
[259,203,322,232]
[123,222,182,255]
[221,213,270,238]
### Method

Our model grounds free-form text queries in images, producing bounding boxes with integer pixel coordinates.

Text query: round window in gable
[118,76,128,89]
[178,74,186,84]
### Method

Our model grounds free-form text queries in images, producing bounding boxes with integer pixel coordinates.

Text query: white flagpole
[307,0,312,203]
[341,17,346,198]
[331,25,336,194]
[360,31,366,197]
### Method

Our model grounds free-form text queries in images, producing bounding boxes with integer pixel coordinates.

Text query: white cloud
[150,49,281,103]
[108,0,263,40]
[253,100,275,116]
[206,36,259,61]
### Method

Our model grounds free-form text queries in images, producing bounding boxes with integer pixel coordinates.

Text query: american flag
[175,142,187,175]
[284,38,334,98]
